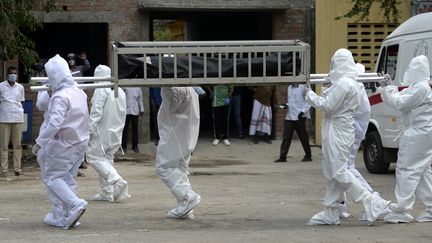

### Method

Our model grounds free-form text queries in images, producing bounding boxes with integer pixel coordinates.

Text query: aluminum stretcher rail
[29,40,385,92]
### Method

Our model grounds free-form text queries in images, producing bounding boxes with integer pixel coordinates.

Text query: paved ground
[1,138,432,242]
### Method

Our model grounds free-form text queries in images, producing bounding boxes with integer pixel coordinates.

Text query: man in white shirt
[0,66,25,177]
[122,87,144,153]
[275,84,312,162]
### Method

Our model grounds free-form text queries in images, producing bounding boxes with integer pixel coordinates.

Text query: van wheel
[363,131,390,174]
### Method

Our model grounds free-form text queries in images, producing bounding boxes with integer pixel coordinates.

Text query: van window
[377,44,399,79]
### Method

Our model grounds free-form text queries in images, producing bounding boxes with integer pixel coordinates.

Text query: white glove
[32,144,41,156]
[378,74,393,87]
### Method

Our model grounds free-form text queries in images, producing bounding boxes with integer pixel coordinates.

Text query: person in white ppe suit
[379,55,432,223]
[32,54,89,229]
[156,86,201,219]
[86,65,130,202]
[339,63,375,218]
[305,49,390,226]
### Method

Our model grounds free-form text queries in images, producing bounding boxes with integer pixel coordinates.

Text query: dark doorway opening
[20,23,109,82]
[149,11,273,139]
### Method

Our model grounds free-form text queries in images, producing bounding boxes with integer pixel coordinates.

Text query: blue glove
[224,98,231,105]
[298,112,305,120]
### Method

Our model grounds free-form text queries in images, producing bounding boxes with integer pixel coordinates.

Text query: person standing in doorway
[122,87,144,153]
[0,66,25,177]
[212,85,233,146]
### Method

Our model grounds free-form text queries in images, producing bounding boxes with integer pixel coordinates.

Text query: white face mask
[8,73,17,82]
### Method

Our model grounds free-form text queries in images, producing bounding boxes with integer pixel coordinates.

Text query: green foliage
[0,0,56,70]
[336,0,400,23]
[153,26,172,41]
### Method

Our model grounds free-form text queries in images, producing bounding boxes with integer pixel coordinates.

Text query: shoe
[416,211,432,222]
[113,179,131,201]
[301,157,313,162]
[133,147,139,153]
[14,171,23,176]
[1,172,7,178]
[44,212,64,228]
[178,194,201,217]
[274,158,287,163]
[64,199,87,230]
[91,193,114,202]
[212,139,219,146]
[79,162,88,169]
[77,171,85,177]
[252,138,259,144]
[223,139,231,146]
[238,134,245,139]
[308,207,341,225]
[362,192,391,226]
[167,209,196,219]
[264,137,272,144]
[384,211,414,224]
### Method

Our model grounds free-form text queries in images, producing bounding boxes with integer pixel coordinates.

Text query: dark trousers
[213,105,230,139]
[122,114,139,150]
[279,119,312,159]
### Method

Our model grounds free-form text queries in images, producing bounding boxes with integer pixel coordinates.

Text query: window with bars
[347,23,397,71]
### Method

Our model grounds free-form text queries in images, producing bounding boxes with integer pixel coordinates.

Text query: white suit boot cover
[339,201,351,219]
[172,190,201,218]
[63,199,87,230]
[362,192,391,225]
[308,207,340,225]
[416,211,432,222]
[113,179,131,201]
[384,211,414,224]
[167,209,196,219]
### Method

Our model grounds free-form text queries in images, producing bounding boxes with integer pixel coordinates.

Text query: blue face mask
[8,73,17,82]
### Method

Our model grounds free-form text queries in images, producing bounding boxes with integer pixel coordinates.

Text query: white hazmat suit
[305,49,390,226]
[34,54,89,229]
[339,63,375,218]
[86,65,130,202]
[380,55,432,223]
[156,87,201,219]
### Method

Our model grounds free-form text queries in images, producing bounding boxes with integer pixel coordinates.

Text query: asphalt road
[1,138,431,242]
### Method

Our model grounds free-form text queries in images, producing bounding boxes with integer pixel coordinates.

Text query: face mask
[68,60,75,66]
[8,73,17,82]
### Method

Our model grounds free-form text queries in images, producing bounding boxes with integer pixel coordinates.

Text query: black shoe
[301,157,313,162]
[264,137,272,144]
[77,171,86,177]
[274,158,287,163]
[133,147,139,153]
[14,171,23,176]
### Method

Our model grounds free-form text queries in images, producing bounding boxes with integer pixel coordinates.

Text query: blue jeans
[230,94,243,136]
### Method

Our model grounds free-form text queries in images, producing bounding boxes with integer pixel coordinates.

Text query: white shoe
[91,193,114,202]
[308,207,340,225]
[113,179,131,201]
[416,211,432,222]
[167,209,196,219]
[223,139,231,146]
[212,139,219,146]
[362,192,391,226]
[64,199,87,230]
[384,211,414,224]
[178,194,201,217]
[44,212,64,228]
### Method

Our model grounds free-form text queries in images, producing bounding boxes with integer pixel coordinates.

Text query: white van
[363,12,432,173]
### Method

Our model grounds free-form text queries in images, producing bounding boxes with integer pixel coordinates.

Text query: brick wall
[272,6,315,138]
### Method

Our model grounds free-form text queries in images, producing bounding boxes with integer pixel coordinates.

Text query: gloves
[298,112,305,120]
[224,98,231,106]
[378,74,394,87]
[32,144,41,156]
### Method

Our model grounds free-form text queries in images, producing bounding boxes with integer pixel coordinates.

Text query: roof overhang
[138,0,293,11]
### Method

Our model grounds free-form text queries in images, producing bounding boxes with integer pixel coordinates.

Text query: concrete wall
[314,0,412,145]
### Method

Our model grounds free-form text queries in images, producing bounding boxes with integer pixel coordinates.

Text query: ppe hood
[94,64,111,79]
[355,63,365,75]
[328,49,358,84]
[402,55,430,86]
[44,54,74,92]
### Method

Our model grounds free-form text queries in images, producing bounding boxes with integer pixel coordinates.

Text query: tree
[0,0,56,71]
[336,0,401,23]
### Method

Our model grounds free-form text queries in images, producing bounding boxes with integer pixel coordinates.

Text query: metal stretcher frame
[30,40,385,92]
